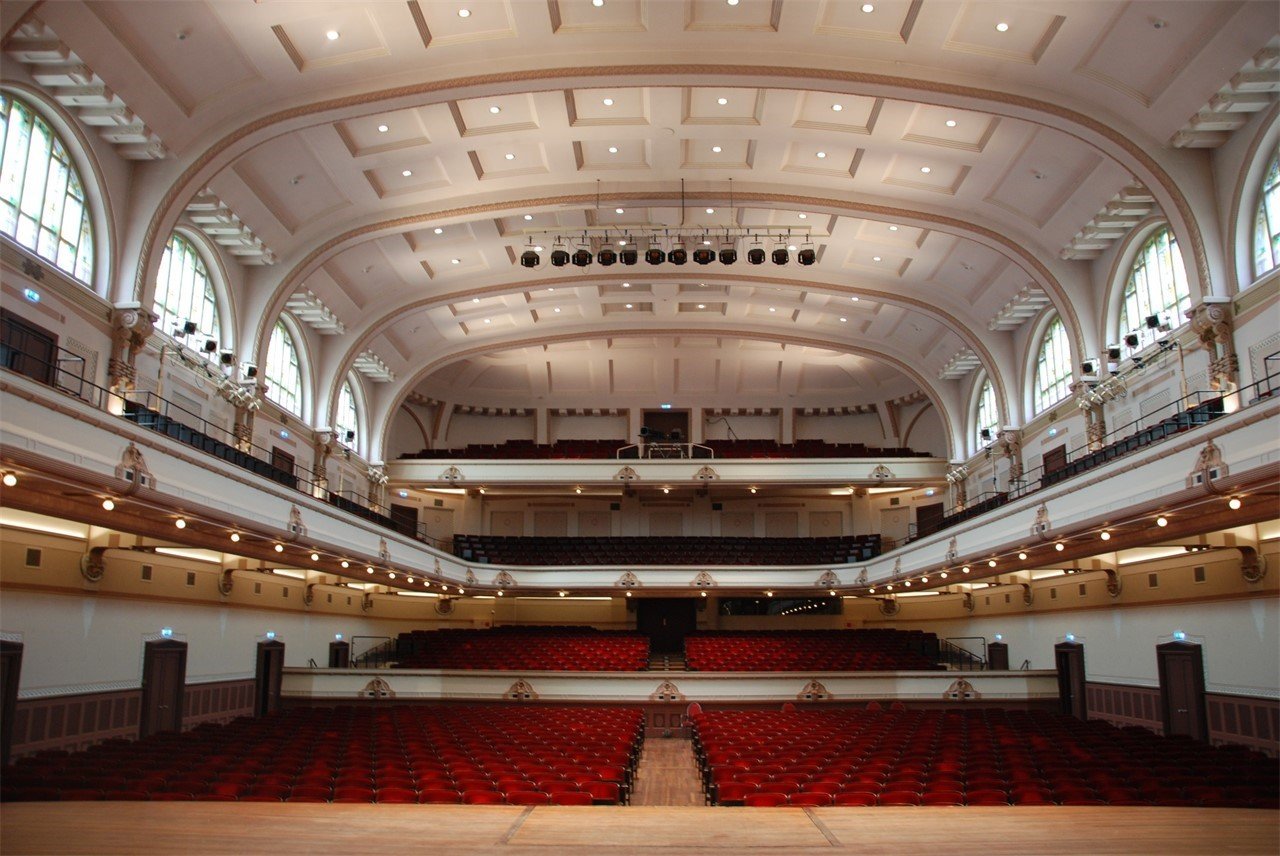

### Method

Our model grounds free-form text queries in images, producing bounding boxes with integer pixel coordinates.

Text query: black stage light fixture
[1144,313,1161,329]
[345,429,355,443]
[550,243,570,266]
[243,363,258,379]
[597,247,618,266]
[669,243,688,265]
[219,349,234,366]
[1124,332,1140,348]
[520,249,540,268]
[180,320,198,336]
[797,243,816,266]
[1080,359,1096,375]
[620,248,639,265]
[772,247,790,265]
[747,243,766,265]
[203,338,218,353]
[572,247,593,267]
[693,247,715,265]
[980,428,992,442]
[1107,345,1122,361]
[719,245,737,264]
[645,247,666,265]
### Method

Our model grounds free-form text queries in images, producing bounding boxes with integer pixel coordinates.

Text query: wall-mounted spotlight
[345,429,356,443]
[719,244,737,264]
[1107,345,1122,361]
[520,248,541,268]
[619,248,639,265]
[597,247,618,266]
[180,320,198,336]
[1145,314,1161,329]
[980,428,992,442]
[550,243,570,266]
[572,247,593,267]
[797,243,816,266]
[203,338,218,353]
[669,243,688,265]
[219,349,235,366]
[692,246,715,265]
[645,247,666,265]
[771,246,790,265]
[1124,332,1140,348]
[241,363,258,379]
[1080,358,1098,376]
[747,242,766,265]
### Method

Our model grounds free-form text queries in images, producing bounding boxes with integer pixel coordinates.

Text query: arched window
[265,320,303,417]
[1119,227,1189,350]
[1033,315,1071,415]
[974,378,998,449]
[154,232,220,347]
[1254,148,1280,278]
[0,93,94,284]
[335,376,360,447]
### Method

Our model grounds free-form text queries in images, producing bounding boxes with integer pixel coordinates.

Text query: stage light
[550,243,570,266]
[572,247,593,267]
[669,243,688,265]
[772,247,789,265]
[797,244,816,265]
[1228,497,1242,510]
[597,247,617,266]
[520,249,540,268]
[747,243,766,265]
[692,247,715,264]
[719,245,737,264]
[645,247,666,265]
[620,248,638,265]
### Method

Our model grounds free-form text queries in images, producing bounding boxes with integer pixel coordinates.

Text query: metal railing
[939,636,988,670]
[616,442,714,459]
[351,635,395,667]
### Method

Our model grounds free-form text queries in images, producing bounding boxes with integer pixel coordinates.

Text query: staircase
[648,653,686,671]
[628,737,705,806]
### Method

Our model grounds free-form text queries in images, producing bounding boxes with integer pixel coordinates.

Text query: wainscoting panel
[1085,682,1161,732]
[183,679,256,728]
[1207,693,1279,755]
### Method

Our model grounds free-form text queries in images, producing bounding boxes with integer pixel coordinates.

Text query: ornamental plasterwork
[797,679,832,701]
[440,466,464,482]
[614,465,639,482]
[616,571,641,588]
[1186,439,1228,488]
[693,465,719,482]
[691,570,717,588]
[115,442,155,491]
[650,680,685,702]
[816,570,839,588]
[869,464,894,480]
[506,679,538,700]
[494,570,516,588]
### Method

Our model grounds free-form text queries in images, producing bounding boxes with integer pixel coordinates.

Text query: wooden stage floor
[2,803,1277,855]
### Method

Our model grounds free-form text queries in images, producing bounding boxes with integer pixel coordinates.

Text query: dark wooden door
[915,502,945,537]
[1158,641,1208,741]
[0,309,56,385]
[1054,641,1087,719]
[0,640,23,766]
[255,640,286,717]
[636,599,698,654]
[140,639,187,737]
[1043,444,1068,475]
[271,447,295,475]
[390,502,418,536]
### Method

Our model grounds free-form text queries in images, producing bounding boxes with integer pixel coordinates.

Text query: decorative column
[312,430,336,498]
[1071,380,1108,452]
[367,463,389,512]
[108,302,156,397]
[1186,297,1238,393]
[997,428,1023,486]
[946,463,969,511]
[232,382,266,453]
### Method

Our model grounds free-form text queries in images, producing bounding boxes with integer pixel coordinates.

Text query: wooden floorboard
[629,737,705,806]
[2,803,1276,855]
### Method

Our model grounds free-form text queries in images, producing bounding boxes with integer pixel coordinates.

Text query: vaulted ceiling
[6,0,1276,455]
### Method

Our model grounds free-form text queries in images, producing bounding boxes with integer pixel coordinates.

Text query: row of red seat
[400,439,931,460]
[393,629,649,671]
[691,707,1279,808]
[684,630,939,672]
[453,534,881,566]
[1,705,644,805]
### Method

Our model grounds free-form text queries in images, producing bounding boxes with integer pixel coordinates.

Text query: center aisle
[628,737,705,806]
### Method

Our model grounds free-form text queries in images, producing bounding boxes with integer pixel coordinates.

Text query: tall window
[1119,227,1189,350]
[335,377,360,447]
[1254,148,1280,278]
[975,378,998,448]
[0,93,94,284]
[1033,315,1071,415]
[154,233,220,346]
[265,320,302,417]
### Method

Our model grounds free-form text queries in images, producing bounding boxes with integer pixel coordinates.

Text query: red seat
[463,790,505,805]
[375,787,418,803]
[550,791,594,806]
[743,792,789,807]
[834,791,878,807]
[790,792,834,807]
[418,788,462,804]
[507,790,552,805]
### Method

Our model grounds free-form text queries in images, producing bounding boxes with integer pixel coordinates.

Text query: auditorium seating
[400,439,931,460]
[690,708,1279,808]
[393,627,650,671]
[684,630,939,672]
[0,705,643,805]
[452,534,882,566]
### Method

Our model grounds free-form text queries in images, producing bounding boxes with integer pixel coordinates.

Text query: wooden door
[271,447,295,476]
[140,640,187,737]
[1157,641,1208,741]
[636,599,698,654]
[0,640,23,766]
[255,640,286,717]
[915,502,945,538]
[389,502,418,537]
[0,309,56,385]
[1054,641,1087,720]
[1043,444,1068,475]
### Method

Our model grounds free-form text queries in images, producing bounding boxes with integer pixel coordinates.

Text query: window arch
[335,375,361,448]
[1033,315,1071,416]
[1118,226,1190,350]
[0,92,94,284]
[154,232,221,347]
[974,377,998,450]
[265,319,303,418]
[1254,147,1280,278]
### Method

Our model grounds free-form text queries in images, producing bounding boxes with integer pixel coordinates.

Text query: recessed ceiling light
[451,258,461,265]
[504,153,515,160]
[523,214,533,220]
[602,98,614,106]
[851,296,860,301]
[798,213,807,219]
[946,119,958,127]
[401,169,413,177]
[727,0,739,5]
[769,307,776,312]
[816,151,827,158]
[622,282,630,287]
[553,307,561,313]
[483,317,490,323]
[625,303,633,309]
[593,0,604,6]
[862,4,875,12]
[472,297,480,303]
[377,124,389,133]
[920,166,931,173]
[717,97,728,105]
[706,208,715,214]
[326,30,340,41]
[489,106,501,114]
[995,22,1009,32]
[608,146,619,153]
[787,245,797,252]
[434,227,444,234]
[839,317,847,322]
[872,256,881,262]
[615,207,625,214]
[888,225,899,231]
[697,303,706,309]
[711,145,722,153]
[458,8,471,18]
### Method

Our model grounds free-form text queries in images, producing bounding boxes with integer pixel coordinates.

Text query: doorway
[636,599,698,655]
[641,409,690,443]
[255,639,286,717]
[389,502,418,537]
[0,309,57,385]
[0,640,22,766]
[1157,641,1208,741]
[140,639,188,738]
[1054,641,1087,719]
